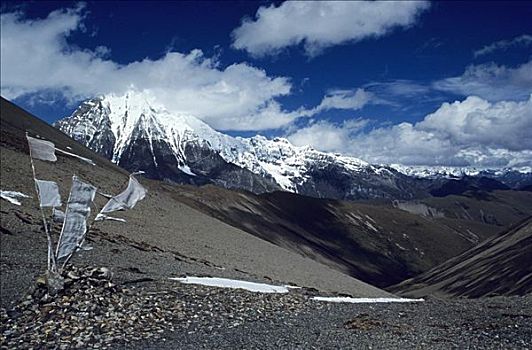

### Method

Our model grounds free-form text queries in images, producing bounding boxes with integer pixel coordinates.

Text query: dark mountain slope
[430,176,510,197]
[391,217,532,298]
[165,184,532,288]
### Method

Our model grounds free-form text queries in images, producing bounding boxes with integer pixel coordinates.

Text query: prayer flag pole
[26,132,57,273]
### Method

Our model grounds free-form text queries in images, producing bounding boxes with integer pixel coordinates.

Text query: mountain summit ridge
[56,91,425,199]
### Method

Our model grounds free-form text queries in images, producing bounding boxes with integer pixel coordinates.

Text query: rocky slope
[428,176,510,197]
[6,95,532,291]
[4,277,531,349]
[54,91,425,200]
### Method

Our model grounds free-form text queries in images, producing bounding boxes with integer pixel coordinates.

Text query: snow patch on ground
[365,221,379,232]
[0,191,30,205]
[179,164,196,176]
[285,285,302,289]
[312,297,424,303]
[170,277,289,294]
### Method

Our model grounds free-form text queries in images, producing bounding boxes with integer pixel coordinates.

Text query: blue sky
[1,1,531,167]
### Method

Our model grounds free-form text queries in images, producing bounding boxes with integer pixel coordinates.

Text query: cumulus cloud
[288,96,532,167]
[288,119,369,151]
[231,1,430,57]
[474,34,532,58]
[433,61,532,101]
[0,7,297,131]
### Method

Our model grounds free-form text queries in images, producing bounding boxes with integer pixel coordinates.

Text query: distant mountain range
[390,164,532,190]
[55,91,532,200]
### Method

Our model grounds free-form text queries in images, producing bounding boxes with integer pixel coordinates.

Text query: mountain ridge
[391,164,532,189]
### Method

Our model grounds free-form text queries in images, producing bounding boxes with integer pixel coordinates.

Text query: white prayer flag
[35,179,62,207]
[0,190,30,206]
[55,148,96,166]
[98,175,146,215]
[94,213,126,222]
[56,176,97,259]
[27,135,57,162]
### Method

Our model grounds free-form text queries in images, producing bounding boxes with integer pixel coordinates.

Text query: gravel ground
[133,290,532,350]
[2,275,530,349]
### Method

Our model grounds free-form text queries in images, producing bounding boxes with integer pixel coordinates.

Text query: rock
[45,271,65,296]
[89,267,113,280]
[67,271,81,280]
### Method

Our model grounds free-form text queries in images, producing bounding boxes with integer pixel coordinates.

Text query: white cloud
[433,61,532,101]
[297,88,378,117]
[418,96,532,152]
[314,89,373,112]
[231,1,430,57]
[365,80,431,98]
[0,7,386,131]
[288,119,369,151]
[474,34,532,58]
[288,96,532,167]
[0,7,297,131]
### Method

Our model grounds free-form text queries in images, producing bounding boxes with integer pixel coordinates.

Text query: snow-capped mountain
[390,164,532,189]
[55,91,424,200]
[389,164,486,179]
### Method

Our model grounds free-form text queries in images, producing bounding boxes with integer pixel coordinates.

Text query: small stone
[36,276,47,286]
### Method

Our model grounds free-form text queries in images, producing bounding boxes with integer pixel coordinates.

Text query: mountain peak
[55,93,425,199]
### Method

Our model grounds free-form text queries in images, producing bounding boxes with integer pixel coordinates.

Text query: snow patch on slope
[170,276,289,294]
[312,296,423,303]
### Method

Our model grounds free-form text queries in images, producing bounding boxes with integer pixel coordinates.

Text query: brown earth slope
[391,217,532,298]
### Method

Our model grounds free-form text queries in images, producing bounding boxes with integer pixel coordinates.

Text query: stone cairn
[1,266,181,349]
